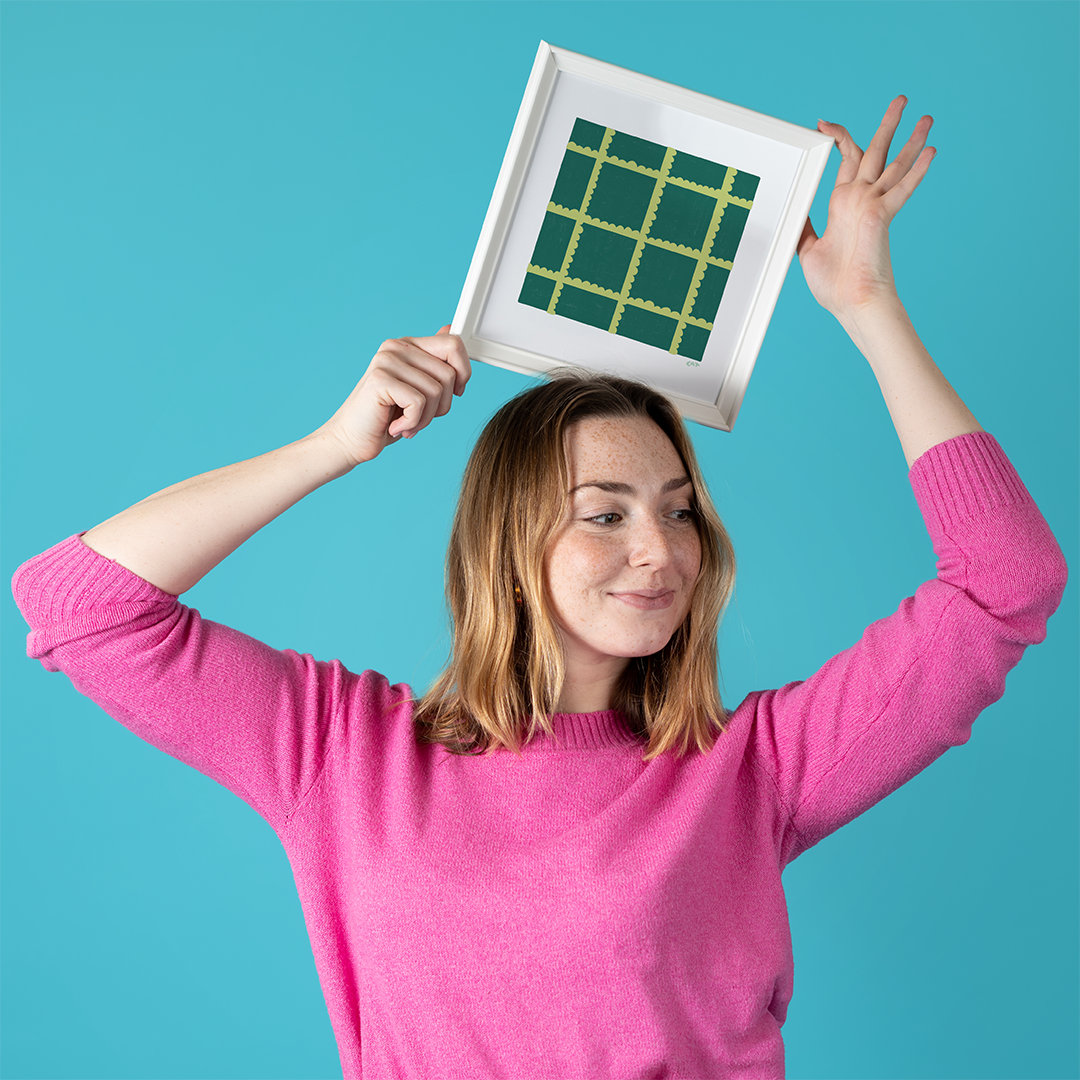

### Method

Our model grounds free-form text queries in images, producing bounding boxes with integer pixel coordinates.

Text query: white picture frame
[452,41,834,431]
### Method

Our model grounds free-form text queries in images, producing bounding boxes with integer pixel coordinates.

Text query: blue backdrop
[3,3,1077,1078]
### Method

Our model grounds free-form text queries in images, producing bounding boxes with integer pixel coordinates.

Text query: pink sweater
[12,433,1067,1079]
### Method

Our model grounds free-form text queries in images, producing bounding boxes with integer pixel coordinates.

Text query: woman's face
[543,414,702,685]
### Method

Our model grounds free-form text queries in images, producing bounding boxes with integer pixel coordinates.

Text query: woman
[12,99,1067,1077]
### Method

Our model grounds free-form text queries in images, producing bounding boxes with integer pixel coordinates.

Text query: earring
[513,582,523,606]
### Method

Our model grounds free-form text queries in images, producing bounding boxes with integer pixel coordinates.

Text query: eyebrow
[569,476,693,496]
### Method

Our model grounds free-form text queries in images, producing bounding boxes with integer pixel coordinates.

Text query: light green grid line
[671,165,736,355]
[545,202,736,271]
[608,144,676,335]
[566,140,753,209]
[525,263,715,331]
[546,127,615,315]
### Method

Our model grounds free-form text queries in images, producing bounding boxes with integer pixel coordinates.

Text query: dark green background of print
[521,123,757,361]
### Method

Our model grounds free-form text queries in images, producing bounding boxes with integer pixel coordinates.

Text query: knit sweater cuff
[908,432,1032,540]
[12,533,175,631]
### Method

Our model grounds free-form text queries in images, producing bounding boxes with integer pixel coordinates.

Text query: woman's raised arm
[82,330,470,595]
[798,97,983,467]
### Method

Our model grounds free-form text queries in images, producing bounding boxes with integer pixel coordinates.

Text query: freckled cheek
[571,542,621,596]
[677,534,703,584]
[545,539,617,606]
[548,540,609,609]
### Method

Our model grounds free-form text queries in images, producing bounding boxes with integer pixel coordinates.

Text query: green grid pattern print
[519,118,759,362]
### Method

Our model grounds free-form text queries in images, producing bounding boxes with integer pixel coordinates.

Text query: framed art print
[452,42,834,431]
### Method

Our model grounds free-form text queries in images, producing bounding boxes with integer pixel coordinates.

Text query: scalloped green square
[550,150,594,211]
[629,245,697,315]
[529,212,575,273]
[569,224,637,293]
[728,169,759,201]
[587,162,656,231]
[690,263,730,324]
[554,285,617,330]
[669,151,729,192]
[519,272,556,311]
[650,184,715,251]
[570,118,606,152]
[676,323,710,361]
[606,131,665,171]
[616,305,678,350]
[712,204,751,263]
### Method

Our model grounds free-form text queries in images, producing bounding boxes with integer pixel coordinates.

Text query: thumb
[437,324,452,335]
[796,216,818,261]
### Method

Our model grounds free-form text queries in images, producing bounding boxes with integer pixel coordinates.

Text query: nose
[627,515,675,568]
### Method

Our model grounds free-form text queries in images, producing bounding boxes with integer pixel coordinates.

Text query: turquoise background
[2,2,1076,1077]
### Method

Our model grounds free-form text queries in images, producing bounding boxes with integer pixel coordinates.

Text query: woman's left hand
[798,96,935,321]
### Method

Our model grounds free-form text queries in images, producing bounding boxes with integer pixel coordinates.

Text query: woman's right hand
[322,327,473,467]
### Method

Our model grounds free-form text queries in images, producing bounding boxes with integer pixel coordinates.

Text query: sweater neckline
[521,709,643,751]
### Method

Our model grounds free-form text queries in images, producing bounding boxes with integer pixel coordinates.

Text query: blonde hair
[414,368,736,761]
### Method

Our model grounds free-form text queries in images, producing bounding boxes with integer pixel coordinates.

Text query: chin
[621,631,680,659]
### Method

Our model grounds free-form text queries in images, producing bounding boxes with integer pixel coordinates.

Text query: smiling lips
[610,589,676,610]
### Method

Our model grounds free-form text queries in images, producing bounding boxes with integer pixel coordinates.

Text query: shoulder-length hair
[414,368,736,761]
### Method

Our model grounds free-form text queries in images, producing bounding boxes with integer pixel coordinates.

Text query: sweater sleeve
[749,432,1069,866]
[11,534,360,833]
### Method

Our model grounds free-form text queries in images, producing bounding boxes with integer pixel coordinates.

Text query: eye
[585,512,622,526]
[668,508,696,524]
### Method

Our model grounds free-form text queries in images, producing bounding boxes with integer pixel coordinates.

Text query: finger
[881,144,936,219]
[384,367,449,438]
[796,216,818,261]
[818,119,863,186]
[377,371,440,439]
[395,339,462,419]
[878,114,933,192]
[390,342,458,428]
[859,95,907,182]
[405,331,473,397]
[370,339,458,437]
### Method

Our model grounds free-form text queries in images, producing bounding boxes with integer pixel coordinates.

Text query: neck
[555,655,628,713]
